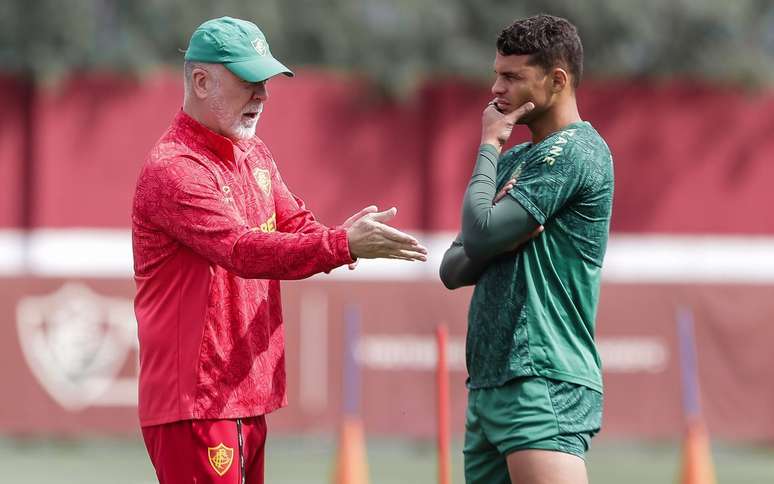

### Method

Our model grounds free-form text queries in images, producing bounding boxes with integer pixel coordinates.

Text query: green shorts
[463,376,603,484]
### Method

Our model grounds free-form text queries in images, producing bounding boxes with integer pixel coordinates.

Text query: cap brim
[226,56,294,83]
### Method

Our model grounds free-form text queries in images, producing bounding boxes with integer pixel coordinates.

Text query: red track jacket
[132,111,353,426]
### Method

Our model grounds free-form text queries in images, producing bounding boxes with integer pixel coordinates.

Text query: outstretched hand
[342,205,379,268]
[345,207,428,262]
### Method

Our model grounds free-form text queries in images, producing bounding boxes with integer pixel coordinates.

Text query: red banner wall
[1,72,772,233]
[1,278,772,441]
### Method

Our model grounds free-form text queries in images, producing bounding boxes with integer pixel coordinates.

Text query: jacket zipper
[236,418,246,484]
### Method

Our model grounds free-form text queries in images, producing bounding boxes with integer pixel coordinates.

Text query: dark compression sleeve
[439,233,490,289]
[461,144,540,260]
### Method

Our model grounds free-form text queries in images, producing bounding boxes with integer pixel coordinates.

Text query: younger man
[440,14,614,484]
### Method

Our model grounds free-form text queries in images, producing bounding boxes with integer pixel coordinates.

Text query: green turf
[0,436,771,483]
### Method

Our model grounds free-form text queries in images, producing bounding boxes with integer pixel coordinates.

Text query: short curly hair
[497,14,583,88]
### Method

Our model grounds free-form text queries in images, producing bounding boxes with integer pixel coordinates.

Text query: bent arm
[461,144,539,260]
[439,234,490,289]
[138,160,353,280]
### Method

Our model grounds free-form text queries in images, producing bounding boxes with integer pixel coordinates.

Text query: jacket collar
[172,110,257,165]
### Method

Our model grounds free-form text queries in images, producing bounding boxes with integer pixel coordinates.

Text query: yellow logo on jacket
[250,213,276,233]
[253,168,271,196]
[259,213,276,233]
[207,443,234,476]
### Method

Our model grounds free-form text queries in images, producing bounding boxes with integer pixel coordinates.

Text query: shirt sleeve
[138,157,353,280]
[508,140,584,225]
[439,233,490,289]
[460,144,540,260]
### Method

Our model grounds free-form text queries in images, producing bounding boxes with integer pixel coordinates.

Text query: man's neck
[183,100,224,138]
[528,99,582,145]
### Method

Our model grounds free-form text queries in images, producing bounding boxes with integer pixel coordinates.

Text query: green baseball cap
[184,17,294,82]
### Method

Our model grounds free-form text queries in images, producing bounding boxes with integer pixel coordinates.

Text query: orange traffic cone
[678,417,717,484]
[333,416,370,484]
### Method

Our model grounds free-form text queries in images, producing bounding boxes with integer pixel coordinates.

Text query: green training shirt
[466,121,614,392]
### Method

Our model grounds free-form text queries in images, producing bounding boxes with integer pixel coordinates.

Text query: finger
[385,255,415,261]
[505,101,535,122]
[485,100,504,115]
[404,244,429,255]
[386,250,428,261]
[385,242,428,256]
[370,207,397,223]
[343,205,378,227]
[377,223,422,246]
[486,98,507,114]
[351,205,378,219]
[400,249,428,261]
[494,184,514,204]
[376,236,428,254]
[391,239,428,254]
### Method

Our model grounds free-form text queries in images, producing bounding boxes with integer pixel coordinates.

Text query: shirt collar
[173,110,257,165]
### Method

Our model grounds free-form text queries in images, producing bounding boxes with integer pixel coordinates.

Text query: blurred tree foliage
[1,0,773,91]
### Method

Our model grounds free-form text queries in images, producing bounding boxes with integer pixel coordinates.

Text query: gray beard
[229,117,258,140]
[209,96,260,140]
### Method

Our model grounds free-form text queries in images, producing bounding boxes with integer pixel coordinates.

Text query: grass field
[1,436,772,483]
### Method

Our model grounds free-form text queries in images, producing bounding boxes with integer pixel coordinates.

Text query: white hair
[183,61,219,102]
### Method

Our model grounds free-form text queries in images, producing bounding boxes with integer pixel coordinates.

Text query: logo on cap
[252,37,268,56]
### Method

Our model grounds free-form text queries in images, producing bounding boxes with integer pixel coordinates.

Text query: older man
[132,17,426,484]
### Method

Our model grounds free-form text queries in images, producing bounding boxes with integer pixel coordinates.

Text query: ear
[191,66,211,100]
[550,67,569,93]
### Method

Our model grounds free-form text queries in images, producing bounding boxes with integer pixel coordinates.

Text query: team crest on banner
[253,167,271,196]
[16,283,137,410]
[208,443,234,476]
